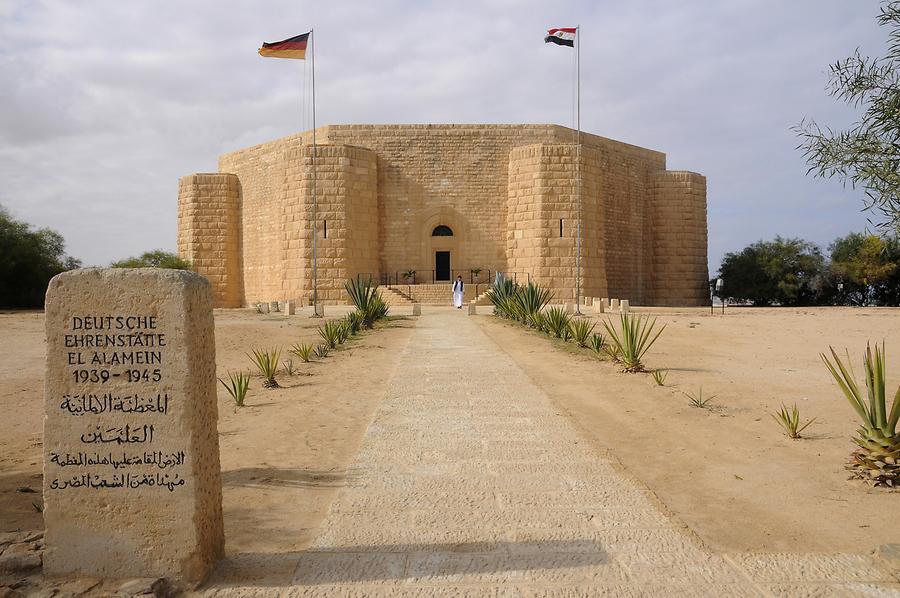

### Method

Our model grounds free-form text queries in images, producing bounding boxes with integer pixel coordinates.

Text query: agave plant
[517,283,554,325]
[772,403,816,439]
[319,320,343,349]
[314,343,330,359]
[486,278,519,319]
[218,371,250,407]
[290,342,314,363]
[569,318,596,348]
[282,358,297,376]
[589,333,605,354]
[685,387,714,409]
[543,306,572,339]
[247,347,281,389]
[335,319,350,345]
[345,276,390,328]
[347,311,363,335]
[822,343,900,487]
[603,343,621,362]
[651,369,668,386]
[603,313,666,372]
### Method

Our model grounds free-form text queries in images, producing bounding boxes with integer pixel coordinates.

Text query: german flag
[259,32,309,59]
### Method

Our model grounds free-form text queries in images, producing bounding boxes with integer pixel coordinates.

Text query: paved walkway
[205,310,899,596]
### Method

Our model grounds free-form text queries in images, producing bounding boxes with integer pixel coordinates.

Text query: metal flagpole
[310,28,320,317]
[575,24,582,314]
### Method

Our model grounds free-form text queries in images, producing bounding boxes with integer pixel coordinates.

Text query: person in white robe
[452,276,464,309]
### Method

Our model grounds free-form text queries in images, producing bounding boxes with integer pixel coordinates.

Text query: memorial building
[177,124,708,307]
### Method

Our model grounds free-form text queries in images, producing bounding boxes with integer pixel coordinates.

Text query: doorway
[435,251,451,281]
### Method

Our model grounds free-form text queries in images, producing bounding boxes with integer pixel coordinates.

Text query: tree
[795,1,900,230]
[111,250,191,270]
[829,232,898,305]
[718,237,825,306]
[0,205,81,309]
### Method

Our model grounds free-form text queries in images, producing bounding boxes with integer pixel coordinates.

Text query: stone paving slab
[201,311,900,595]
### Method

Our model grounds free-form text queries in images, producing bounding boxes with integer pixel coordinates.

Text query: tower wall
[649,171,709,306]
[176,173,242,307]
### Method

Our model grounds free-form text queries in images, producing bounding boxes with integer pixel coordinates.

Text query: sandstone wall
[176,173,242,307]
[649,171,709,306]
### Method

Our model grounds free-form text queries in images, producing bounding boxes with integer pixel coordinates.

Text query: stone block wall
[649,171,709,306]
[176,173,242,307]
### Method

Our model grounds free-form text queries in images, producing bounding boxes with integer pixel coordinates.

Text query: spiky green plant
[218,371,250,407]
[247,348,281,389]
[319,320,343,349]
[686,387,714,409]
[335,319,350,345]
[290,342,314,363]
[486,278,519,319]
[569,318,596,348]
[282,358,297,376]
[314,343,330,359]
[822,343,900,487]
[603,313,666,372]
[517,283,554,326]
[347,311,363,335]
[652,369,668,386]
[531,311,546,334]
[772,403,816,439]
[543,306,572,339]
[589,333,605,354]
[345,276,389,328]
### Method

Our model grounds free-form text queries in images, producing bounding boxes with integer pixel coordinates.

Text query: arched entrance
[432,225,453,281]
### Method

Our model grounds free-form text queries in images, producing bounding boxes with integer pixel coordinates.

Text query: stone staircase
[380,283,492,305]
[380,287,414,306]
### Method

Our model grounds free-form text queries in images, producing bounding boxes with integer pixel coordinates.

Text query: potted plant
[470,267,483,282]
[403,269,416,284]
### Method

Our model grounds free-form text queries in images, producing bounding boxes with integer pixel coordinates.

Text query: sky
[0,0,889,271]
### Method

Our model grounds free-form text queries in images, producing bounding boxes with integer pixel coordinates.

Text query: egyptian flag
[259,32,309,59]
[544,27,576,47]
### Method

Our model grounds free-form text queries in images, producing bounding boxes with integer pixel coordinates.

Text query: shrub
[290,342,314,363]
[589,333,605,354]
[218,371,250,407]
[318,320,343,349]
[111,249,191,269]
[603,313,666,372]
[772,403,815,439]
[347,311,363,335]
[248,347,281,388]
[543,306,572,340]
[282,359,296,376]
[345,275,390,328]
[822,342,900,486]
[314,344,330,359]
[569,318,596,348]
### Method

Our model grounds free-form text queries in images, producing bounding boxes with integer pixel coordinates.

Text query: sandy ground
[0,308,414,561]
[477,306,900,555]
[2,305,898,575]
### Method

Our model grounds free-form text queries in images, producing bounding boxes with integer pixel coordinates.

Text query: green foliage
[829,233,898,305]
[318,320,343,349]
[822,342,900,486]
[718,237,825,306]
[247,347,281,388]
[282,359,296,376]
[110,250,191,269]
[0,205,80,309]
[568,318,596,348]
[314,344,330,359]
[543,306,572,339]
[772,403,816,439]
[589,333,606,354]
[486,278,519,318]
[603,313,666,372]
[652,369,668,386]
[685,387,715,409]
[218,371,250,407]
[603,343,621,362]
[347,311,363,335]
[345,276,389,328]
[795,1,900,229]
[290,342,314,363]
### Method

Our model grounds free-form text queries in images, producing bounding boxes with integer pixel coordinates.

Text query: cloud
[0,0,887,270]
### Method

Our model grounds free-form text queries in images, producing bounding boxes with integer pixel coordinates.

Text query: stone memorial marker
[592,298,604,313]
[467,302,477,315]
[412,303,422,316]
[43,269,224,586]
[610,298,620,311]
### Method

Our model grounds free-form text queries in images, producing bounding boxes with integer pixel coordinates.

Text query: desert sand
[1,305,898,572]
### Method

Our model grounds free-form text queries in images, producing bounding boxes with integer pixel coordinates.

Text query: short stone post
[468,302,477,315]
[270,301,280,313]
[257,302,270,314]
[43,268,223,586]
[592,298,605,313]
[610,298,620,311]
[412,303,422,316]
[602,298,610,311]
[620,299,630,313]
[280,300,295,315]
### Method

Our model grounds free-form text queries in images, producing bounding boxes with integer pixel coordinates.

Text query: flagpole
[310,28,320,317]
[575,24,582,314]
